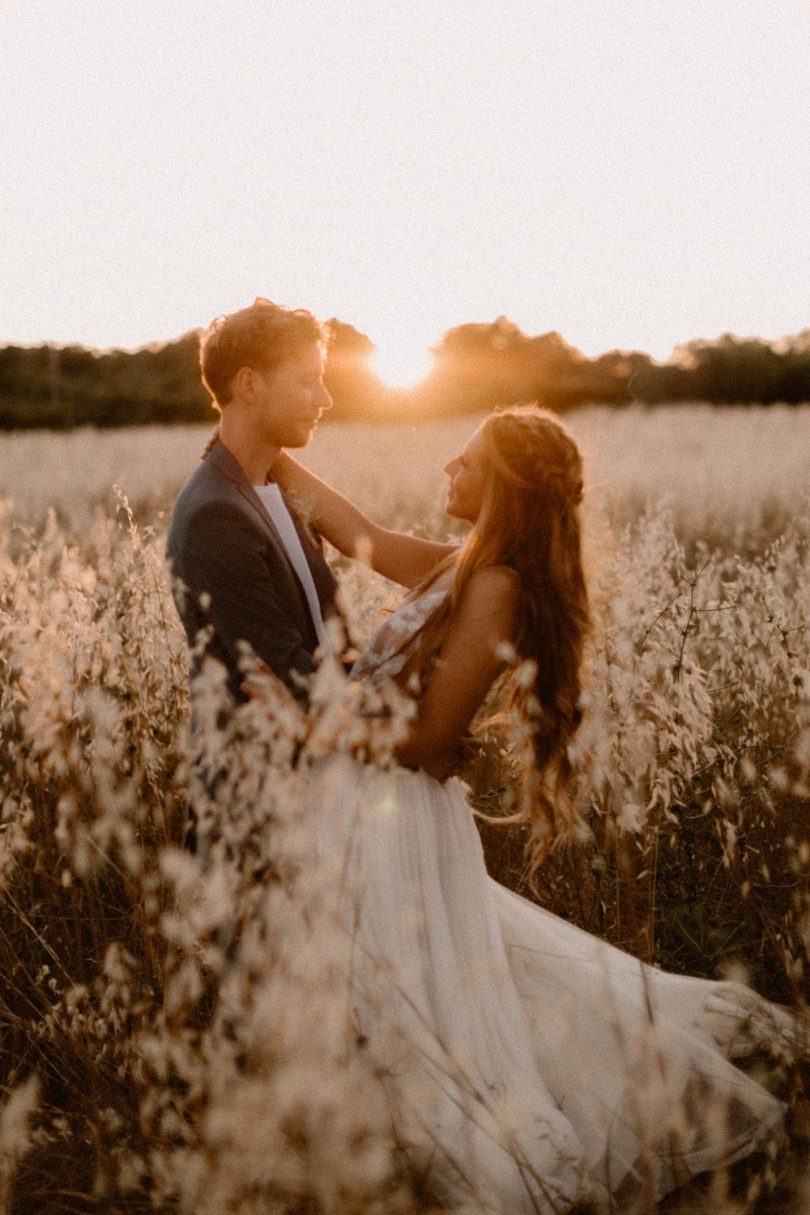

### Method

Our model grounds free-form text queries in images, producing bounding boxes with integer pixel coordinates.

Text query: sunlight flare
[371,339,432,390]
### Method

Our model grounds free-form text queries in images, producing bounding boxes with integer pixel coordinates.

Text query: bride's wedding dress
[305,578,796,1213]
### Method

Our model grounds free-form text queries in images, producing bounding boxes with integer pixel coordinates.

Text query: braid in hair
[399,406,590,865]
[479,407,590,863]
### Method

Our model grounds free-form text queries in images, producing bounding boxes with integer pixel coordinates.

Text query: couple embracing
[167,298,795,1213]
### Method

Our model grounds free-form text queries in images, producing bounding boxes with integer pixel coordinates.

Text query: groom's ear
[232,364,258,402]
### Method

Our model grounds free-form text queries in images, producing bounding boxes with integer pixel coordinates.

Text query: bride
[265,405,796,1213]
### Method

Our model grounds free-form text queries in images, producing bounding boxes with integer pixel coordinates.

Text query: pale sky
[3,0,808,385]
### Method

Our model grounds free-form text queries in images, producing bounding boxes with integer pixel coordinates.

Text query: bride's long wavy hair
[406,405,591,861]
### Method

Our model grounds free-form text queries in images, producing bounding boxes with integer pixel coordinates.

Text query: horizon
[3,1,809,386]
[2,314,806,367]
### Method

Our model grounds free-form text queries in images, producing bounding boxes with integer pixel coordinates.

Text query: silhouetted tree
[322,320,388,419]
[0,322,808,429]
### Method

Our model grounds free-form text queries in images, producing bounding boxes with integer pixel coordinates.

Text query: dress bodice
[350,568,453,684]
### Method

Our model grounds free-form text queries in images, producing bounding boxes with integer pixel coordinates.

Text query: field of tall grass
[1,404,809,1213]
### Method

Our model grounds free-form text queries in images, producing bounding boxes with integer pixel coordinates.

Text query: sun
[371,339,433,390]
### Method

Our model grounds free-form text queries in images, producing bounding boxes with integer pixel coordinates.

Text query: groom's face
[252,341,332,448]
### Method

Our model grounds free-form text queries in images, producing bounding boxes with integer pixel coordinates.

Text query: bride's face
[444,430,488,522]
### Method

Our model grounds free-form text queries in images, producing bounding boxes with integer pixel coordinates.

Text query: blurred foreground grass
[0,404,808,1212]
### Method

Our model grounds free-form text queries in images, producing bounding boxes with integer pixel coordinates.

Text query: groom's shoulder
[168,454,247,548]
[175,453,225,502]
[176,442,248,507]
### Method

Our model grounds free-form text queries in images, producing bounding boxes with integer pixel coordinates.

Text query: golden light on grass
[0,406,808,1210]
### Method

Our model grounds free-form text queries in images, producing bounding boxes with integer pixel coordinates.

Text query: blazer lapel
[205,440,293,560]
[203,440,342,634]
[283,489,340,613]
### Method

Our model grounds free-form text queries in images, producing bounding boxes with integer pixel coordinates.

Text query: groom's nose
[317,381,333,412]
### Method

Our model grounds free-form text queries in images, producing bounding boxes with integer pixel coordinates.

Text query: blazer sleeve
[178,500,317,690]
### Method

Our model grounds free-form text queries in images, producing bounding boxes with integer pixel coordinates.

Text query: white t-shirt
[254,483,331,655]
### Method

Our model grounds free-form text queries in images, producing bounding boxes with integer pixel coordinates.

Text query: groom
[167,297,341,728]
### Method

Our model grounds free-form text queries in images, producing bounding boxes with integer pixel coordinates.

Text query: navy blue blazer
[166,439,340,707]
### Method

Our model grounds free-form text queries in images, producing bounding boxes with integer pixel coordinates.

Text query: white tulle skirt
[307,757,795,1213]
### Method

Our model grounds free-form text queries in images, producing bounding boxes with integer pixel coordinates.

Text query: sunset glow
[371,339,433,390]
[2,2,808,360]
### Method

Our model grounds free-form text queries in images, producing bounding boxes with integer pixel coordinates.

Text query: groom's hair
[200,297,326,408]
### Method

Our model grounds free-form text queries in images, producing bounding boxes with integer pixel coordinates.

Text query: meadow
[0,403,809,1213]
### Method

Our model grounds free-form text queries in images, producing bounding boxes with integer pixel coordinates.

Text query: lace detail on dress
[350,564,455,684]
[350,586,450,683]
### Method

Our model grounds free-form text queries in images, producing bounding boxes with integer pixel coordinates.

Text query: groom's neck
[218,413,279,485]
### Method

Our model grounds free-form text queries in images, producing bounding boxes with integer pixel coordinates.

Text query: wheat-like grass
[0,405,808,1212]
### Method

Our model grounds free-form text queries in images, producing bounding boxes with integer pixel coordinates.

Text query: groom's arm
[272,452,456,588]
[175,501,317,695]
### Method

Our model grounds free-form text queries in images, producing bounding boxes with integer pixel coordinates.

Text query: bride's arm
[394,565,520,778]
[272,451,457,589]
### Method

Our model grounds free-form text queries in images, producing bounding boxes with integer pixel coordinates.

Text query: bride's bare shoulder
[463,564,521,600]
[454,565,521,627]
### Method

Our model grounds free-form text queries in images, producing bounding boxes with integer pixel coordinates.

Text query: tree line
[1,318,808,429]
